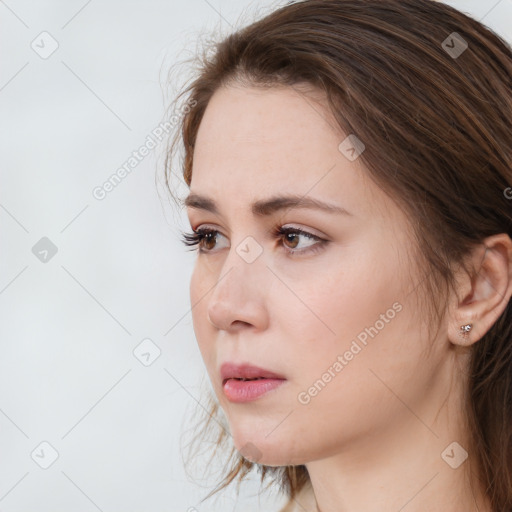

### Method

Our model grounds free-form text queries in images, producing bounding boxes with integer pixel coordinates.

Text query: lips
[220,362,286,385]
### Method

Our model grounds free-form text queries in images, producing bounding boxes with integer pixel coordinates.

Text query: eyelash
[180,225,327,257]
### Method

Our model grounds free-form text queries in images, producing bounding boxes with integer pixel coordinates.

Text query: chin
[230,426,307,467]
[236,444,302,467]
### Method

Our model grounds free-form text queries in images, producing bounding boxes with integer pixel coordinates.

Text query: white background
[1,1,511,511]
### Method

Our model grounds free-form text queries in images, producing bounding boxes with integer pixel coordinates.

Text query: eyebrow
[183,192,353,217]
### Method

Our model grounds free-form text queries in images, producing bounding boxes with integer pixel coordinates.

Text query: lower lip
[223,378,286,403]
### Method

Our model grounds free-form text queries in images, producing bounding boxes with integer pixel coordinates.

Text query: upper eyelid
[195,225,321,236]
[193,226,325,251]
[190,222,326,239]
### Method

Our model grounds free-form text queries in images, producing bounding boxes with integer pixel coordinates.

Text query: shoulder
[278,481,316,512]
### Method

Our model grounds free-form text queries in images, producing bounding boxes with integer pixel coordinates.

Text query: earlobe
[459,322,473,340]
[448,234,512,347]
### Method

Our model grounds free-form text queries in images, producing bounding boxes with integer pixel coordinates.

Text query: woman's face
[186,84,447,466]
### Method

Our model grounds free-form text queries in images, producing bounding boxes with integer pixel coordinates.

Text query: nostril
[232,320,251,328]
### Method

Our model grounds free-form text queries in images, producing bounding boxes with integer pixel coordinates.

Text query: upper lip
[220,362,286,385]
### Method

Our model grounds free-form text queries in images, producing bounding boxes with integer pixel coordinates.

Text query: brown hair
[164,0,512,509]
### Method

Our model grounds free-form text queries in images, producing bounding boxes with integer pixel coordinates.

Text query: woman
[165,1,512,510]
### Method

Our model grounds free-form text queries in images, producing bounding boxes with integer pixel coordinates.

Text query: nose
[206,245,269,333]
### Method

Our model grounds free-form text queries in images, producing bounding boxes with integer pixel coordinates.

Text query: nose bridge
[207,235,267,329]
[212,238,264,302]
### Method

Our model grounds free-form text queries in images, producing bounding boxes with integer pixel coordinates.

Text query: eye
[271,226,325,255]
[181,227,229,253]
[180,225,327,256]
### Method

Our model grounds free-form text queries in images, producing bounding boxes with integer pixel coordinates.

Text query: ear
[448,233,512,346]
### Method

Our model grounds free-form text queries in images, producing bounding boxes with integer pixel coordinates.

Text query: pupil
[205,233,215,250]
[286,233,299,249]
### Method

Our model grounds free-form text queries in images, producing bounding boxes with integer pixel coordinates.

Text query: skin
[185,83,512,512]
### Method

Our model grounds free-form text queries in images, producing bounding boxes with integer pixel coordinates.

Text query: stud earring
[460,323,473,339]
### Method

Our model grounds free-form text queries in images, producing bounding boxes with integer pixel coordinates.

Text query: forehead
[193,83,339,168]
[189,84,386,220]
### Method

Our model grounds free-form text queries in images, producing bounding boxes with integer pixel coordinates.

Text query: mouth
[223,376,266,384]
[220,362,287,403]
[220,362,286,384]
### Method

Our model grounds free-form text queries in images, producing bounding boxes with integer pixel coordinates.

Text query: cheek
[283,247,403,353]
[291,265,430,423]
[286,244,424,396]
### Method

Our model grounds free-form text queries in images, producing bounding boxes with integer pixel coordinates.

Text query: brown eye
[282,232,300,250]
[180,228,227,253]
[202,231,216,251]
[273,226,327,256]
[181,226,327,256]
